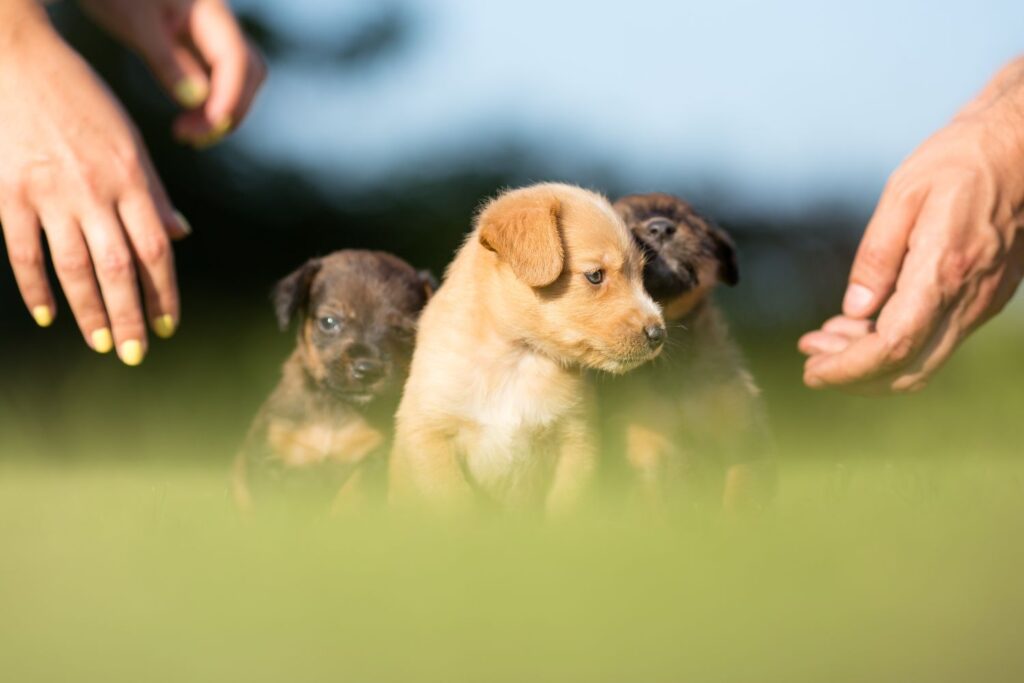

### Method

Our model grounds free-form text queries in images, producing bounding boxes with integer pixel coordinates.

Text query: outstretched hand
[800,58,1024,393]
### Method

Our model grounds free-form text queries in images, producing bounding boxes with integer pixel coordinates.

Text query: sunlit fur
[391,183,664,511]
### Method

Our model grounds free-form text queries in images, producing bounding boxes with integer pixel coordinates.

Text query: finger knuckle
[77,166,105,197]
[882,333,917,366]
[135,233,170,265]
[855,243,894,280]
[1,175,30,202]
[883,174,927,211]
[96,248,135,280]
[7,245,44,270]
[112,146,145,188]
[52,249,93,278]
[978,225,1008,264]
[937,250,972,288]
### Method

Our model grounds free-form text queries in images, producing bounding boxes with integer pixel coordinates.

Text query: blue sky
[236,0,1024,212]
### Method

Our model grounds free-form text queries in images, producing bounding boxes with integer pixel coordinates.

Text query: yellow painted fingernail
[31,305,53,328]
[193,116,233,149]
[173,78,209,109]
[173,210,192,236]
[152,314,177,339]
[91,328,113,354]
[119,340,145,367]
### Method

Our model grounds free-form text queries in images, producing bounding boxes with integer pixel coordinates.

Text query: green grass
[2,311,1024,682]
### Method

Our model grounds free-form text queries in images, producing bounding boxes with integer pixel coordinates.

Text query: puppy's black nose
[648,219,676,240]
[351,359,384,382]
[644,324,667,348]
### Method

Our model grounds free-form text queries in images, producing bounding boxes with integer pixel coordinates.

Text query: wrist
[957,56,1024,120]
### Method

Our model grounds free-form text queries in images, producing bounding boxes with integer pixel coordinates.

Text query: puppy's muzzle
[351,358,385,384]
[646,218,676,242]
[644,324,667,349]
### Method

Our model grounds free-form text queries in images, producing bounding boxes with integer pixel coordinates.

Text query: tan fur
[661,286,711,320]
[391,183,664,512]
[479,190,564,287]
[266,417,384,468]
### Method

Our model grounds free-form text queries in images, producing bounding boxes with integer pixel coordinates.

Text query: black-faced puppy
[602,193,774,510]
[233,250,433,511]
[390,183,666,513]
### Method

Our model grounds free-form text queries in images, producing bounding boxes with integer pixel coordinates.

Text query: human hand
[77,0,266,147]
[799,59,1024,393]
[0,6,188,364]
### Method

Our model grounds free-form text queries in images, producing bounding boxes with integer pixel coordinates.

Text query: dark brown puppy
[234,250,434,511]
[600,193,774,510]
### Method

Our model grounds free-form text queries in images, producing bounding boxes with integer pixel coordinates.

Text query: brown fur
[390,183,666,512]
[600,193,775,510]
[234,250,433,511]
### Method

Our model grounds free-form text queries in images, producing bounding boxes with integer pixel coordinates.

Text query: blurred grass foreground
[2,310,1024,682]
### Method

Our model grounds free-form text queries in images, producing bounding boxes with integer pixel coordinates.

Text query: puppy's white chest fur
[456,350,578,493]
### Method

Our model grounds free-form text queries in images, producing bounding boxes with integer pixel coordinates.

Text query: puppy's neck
[661,287,711,322]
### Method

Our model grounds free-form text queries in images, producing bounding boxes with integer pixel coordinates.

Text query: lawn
[2,310,1023,682]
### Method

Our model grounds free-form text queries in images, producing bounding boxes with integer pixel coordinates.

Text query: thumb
[844,186,924,318]
[133,19,212,110]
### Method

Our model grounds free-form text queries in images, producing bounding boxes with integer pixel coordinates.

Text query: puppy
[602,193,774,510]
[390,183,666,512]
[234,250,433,510]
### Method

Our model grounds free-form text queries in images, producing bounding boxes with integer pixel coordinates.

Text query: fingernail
[91,328,113,354]
[119,340,145,367]
[173,78,209,109]
[173,210,192,236]
[152,314,177,339]
[31,305,53,328]
[843,284,874,316]
[193,116,233,150]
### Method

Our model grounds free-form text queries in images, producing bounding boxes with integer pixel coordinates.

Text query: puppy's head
[614,193,737,319]
[274,250,434,405]
[478,183,665,373]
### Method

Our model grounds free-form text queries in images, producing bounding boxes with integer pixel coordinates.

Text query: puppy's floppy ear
[478,188,564,287]
[709,226,739,286]
[272,258,321,331]
[417,269,439,299]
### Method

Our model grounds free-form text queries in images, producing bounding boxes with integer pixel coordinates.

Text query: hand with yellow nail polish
[77,0,266,149]
[799,56,1024,394]
[0,0,186,364]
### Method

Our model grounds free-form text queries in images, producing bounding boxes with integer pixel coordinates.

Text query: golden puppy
[390,183,667,512]
[602,193,774,510]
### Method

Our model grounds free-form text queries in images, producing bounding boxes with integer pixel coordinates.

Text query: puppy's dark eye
[317,316,341,334]
[584,269,604,285]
